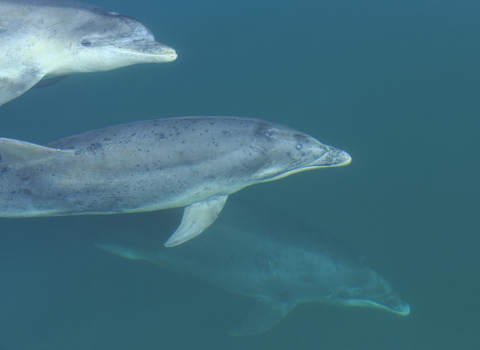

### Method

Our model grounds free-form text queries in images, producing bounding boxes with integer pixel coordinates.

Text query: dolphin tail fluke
[228,297,296,336]
[164,195,228,247]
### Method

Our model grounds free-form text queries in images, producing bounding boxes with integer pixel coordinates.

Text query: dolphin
[96,198,410,335]
[0,0,177,106]
[0,116,351,246]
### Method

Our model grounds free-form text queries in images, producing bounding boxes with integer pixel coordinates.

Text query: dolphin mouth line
[112,45,178,61]
[290,148,352,170]
[307,157,351,168]
[305,151,352,169]
[107,39,177,56]
[350,298,411,316]
[258,151,351,182]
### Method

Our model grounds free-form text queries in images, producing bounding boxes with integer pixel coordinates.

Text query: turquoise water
[1,0,479,349]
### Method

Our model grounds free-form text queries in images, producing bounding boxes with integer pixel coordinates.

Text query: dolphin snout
[145,42,177,61]
[161,46,178,61]
[312,146,351,168]
[119,40,177,62]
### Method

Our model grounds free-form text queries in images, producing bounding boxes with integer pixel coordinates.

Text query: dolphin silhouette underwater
[0,0,177,106]
[97,198,410,335]
[0,116,351,246]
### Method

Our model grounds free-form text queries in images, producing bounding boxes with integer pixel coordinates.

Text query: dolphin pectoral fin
[33,76,68,89]
[164,195,228,247]
[228,297,296,336]
[0,71,45,106]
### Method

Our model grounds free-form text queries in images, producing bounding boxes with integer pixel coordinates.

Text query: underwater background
[1,0,479,349]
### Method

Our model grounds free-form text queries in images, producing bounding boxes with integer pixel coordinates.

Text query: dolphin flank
[96,198,410,335]
[0,116,351,246]
[0,0,177,106]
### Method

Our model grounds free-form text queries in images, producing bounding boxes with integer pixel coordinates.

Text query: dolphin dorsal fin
[0,138,72,164]
[228,297,297,336]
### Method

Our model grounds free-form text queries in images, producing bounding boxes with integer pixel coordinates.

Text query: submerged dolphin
[97,198,410,335]
[0,0,177,106]
[0,116,351,246]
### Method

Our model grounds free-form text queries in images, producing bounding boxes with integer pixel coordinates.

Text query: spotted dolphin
[96,198,410,335]
[0,0,177,106]
[0,116,351,246]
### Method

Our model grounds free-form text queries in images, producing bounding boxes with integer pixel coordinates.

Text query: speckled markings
[0,116,351,245]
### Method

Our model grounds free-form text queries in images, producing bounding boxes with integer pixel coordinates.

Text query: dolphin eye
[296,143,302,150]
[265,130,276,139]
[81,40,92,47]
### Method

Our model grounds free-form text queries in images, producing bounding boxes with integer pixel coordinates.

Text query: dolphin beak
[118,40,177,62]
[361,294,411,316]
[310,146,352,168]
[257,145,351,182]
[150,43,177,62]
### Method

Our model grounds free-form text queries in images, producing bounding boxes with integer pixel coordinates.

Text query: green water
[1,0,479,349]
